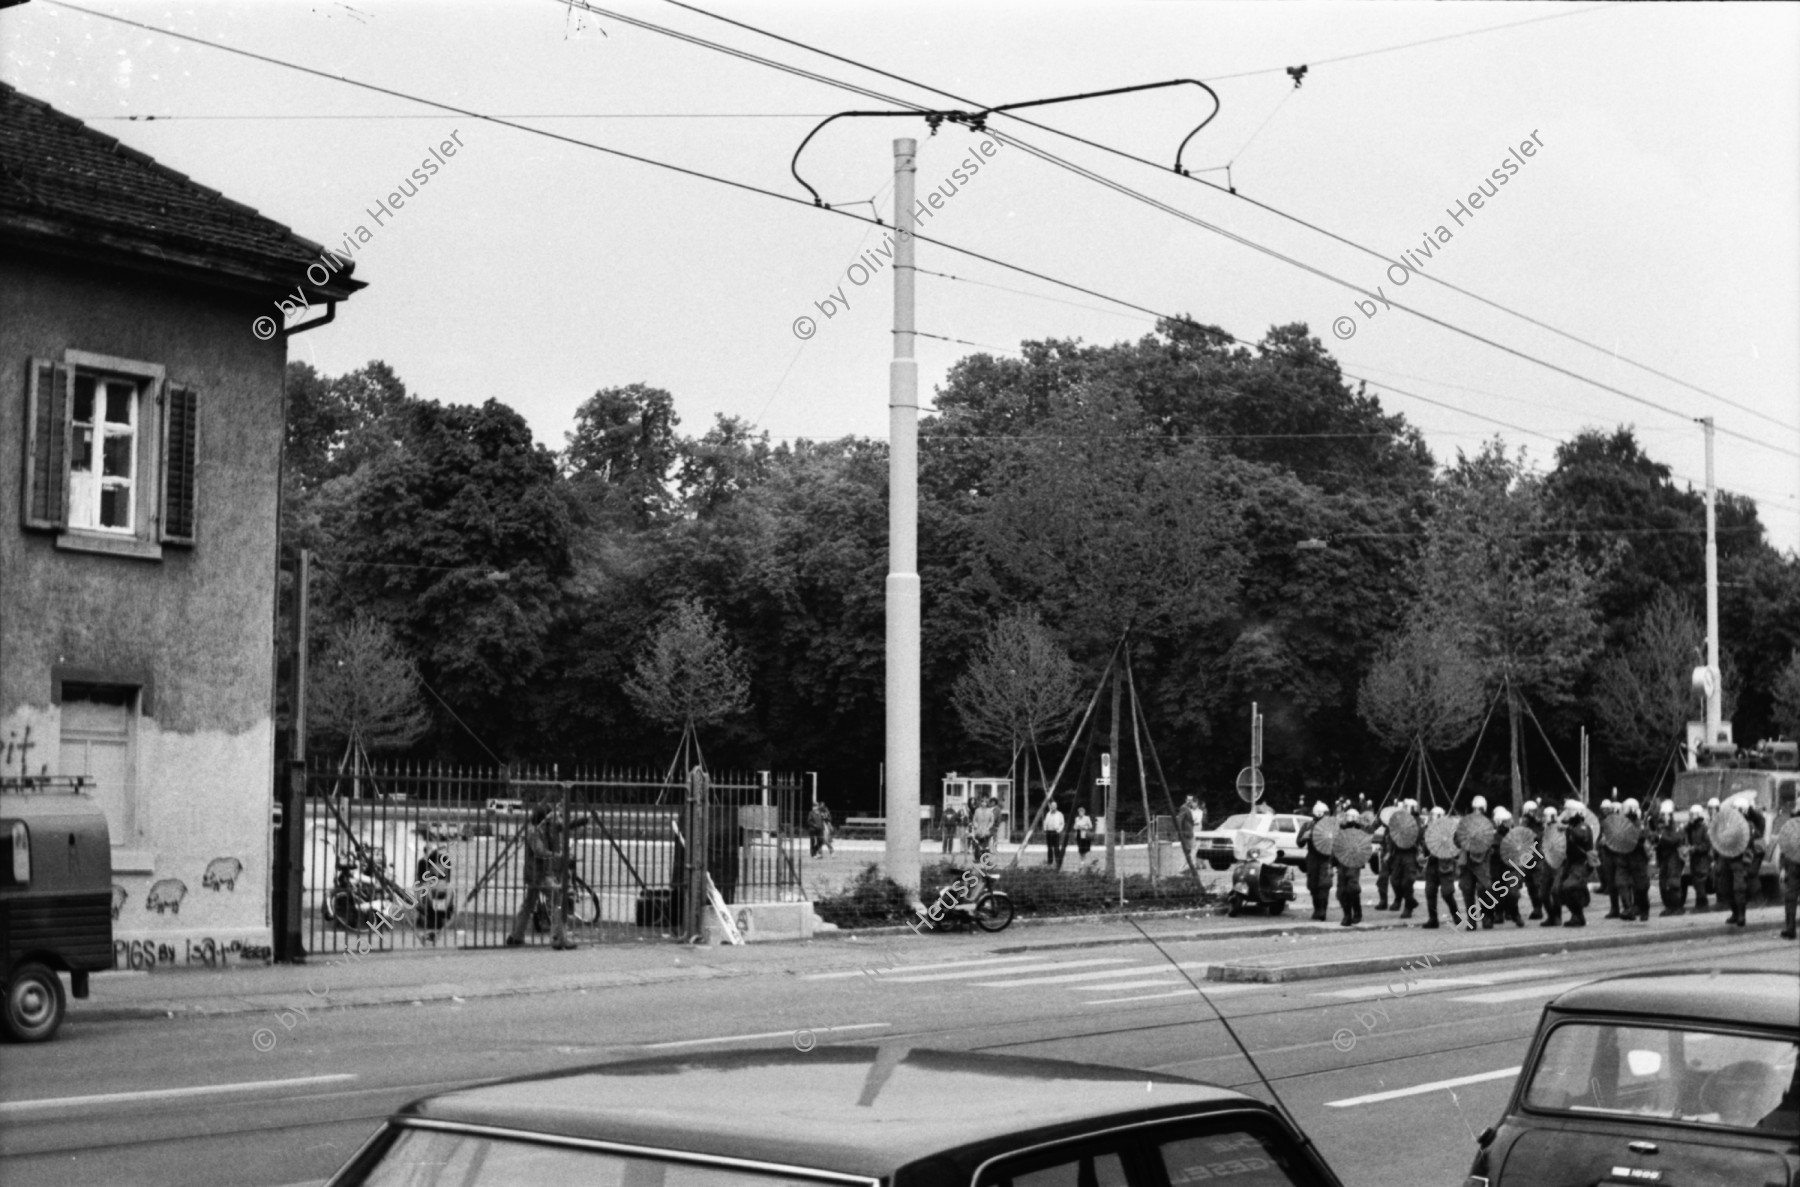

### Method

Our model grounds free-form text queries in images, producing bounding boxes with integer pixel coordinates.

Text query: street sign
[1235,766,1265,804]
[1101,753,1112,781]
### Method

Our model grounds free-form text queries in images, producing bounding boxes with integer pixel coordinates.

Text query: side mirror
[1476,1126,1496,1148]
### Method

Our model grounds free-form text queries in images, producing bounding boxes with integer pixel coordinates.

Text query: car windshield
[1523,1021,1800,1134]
[351,1128,847,1187]
[1217,814,1271,831]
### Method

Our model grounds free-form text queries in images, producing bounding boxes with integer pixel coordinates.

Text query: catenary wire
[658,0,1796,437]
[46,1,1785,514]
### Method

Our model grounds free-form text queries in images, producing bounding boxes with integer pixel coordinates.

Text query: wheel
[565,887,600,926]
[3,962,66,1042]
[329,890,372,931]
[1208,858,1231,871]
[1266,901,1288,916]
[1226,900,1242,917]
[972,891,1014,932]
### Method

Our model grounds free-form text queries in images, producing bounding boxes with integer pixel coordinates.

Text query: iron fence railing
[301,761,804,954]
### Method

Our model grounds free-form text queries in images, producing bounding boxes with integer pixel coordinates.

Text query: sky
[5,0,1799,552]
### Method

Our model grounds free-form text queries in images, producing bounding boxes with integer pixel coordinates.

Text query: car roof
[1547,969,1800,1032]
[393,1048,1258,1178]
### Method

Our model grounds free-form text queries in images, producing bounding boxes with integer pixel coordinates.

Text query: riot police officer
[1491,806,1526,927]
[1389,799,1421,919]
[1557,798,1592,927]
[1457,796,1495,931]
[1298,800,1333,922]
[1615,798,1651,923]
[1334,807,1367,926]
[1537,806,1563,926]
[1683,804,1712,912]
[1653,799,1686,916]
[1423,806,1459,929]
[1720,794,1766,928]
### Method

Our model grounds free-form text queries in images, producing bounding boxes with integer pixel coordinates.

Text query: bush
[811,859,1216,929]
[812,863,914,928]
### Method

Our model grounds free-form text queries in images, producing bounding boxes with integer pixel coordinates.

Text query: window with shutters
[21,351,197,555]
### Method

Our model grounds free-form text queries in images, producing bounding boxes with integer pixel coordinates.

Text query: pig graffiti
[110,884,129,920]
[202,857,244,891]
[146,878,188,915]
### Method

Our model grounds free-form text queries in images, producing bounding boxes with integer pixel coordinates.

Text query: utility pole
[1698,417,1723,744]
[1105,669,1120,877]
[885,137,922,904]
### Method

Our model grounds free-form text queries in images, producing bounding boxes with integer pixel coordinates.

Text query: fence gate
[299,761,804,954]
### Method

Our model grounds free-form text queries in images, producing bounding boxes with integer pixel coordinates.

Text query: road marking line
[885,958,1136,983]
[644,1023,888,1050]
[0,1073,358,1116]
[1450,980,1591,1004]
[804,956,1041,980]
[1085,988,1203,1005]
[969,964,1168,987]
[1316,976,1520,999]
[1325,1067,1520,1108]
[1074,979,1185,991]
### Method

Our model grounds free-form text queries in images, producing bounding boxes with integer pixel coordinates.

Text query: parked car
[1463,969,1799,1187]
[1194,810,1307,870]
[324,1047,1345,1187]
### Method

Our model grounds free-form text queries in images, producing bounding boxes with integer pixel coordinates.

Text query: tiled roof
[0,81,362,300]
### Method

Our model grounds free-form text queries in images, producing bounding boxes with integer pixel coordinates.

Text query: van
[0,777,114,1041]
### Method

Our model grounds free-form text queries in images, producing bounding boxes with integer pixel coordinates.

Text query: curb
[991,916,1418,954]
[1205,917,1790,983]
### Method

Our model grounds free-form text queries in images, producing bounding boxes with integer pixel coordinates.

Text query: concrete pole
[1700,417,1722,743]
[1105,671,1120,877]
[885,138,922,904]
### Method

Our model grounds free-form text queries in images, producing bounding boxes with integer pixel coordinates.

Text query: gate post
[273,759,307,961]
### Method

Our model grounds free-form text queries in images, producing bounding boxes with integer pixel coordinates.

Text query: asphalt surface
[0,903,1792,1187]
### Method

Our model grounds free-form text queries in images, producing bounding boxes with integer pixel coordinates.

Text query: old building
[0,82,362,962]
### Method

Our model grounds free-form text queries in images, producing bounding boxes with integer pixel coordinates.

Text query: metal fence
[300,761,805,954]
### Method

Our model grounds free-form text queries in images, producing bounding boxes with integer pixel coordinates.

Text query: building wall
[1,251,284,965]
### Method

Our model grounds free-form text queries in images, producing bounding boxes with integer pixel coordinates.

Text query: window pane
[73,374,95,423]
[104,381,133,424]
[1525,1022,1799,1134]
[1160,1131,1307,1185]
[72,425,93,472]
[352,1129,832,1187]
[102,432,133,478]
[99,484,130,528]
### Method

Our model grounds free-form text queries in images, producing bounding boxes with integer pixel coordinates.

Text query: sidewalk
[77,903,1792,1025]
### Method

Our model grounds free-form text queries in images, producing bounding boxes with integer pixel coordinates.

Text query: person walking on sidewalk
[1044,801,1066,868]
[808,802,828,859]
[819,803,835,856]
[1298,801,1332,922]
[1073,807,1094,862]
[1176,797,1201,870]
[507,805,573,950]
[1555,798,1593,927]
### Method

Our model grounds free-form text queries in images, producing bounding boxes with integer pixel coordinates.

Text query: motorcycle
[414,847,457,941]
[327,847,402,933]
[920,864,1014,933]
[1226,847,1295,917]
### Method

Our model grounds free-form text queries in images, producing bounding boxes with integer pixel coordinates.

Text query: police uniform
[1653,813,1686,915]
[1598,803,1620,917]
[1683,813,1712,912]
[1424,820,1459,929]
[1298,807,1333,922]
[1721,804,1766,927]
[1456,810,1496,931]
[1519,806,1545,920]
[1491,819,1526,927]
[1334,813,1366,926]
[1616,805,1651,922]
[1557,809,1593,927]
[1780,840,1798,941]
[1389,807,1421,919]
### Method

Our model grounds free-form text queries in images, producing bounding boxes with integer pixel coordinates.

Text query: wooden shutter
[159,382,199,545]
[22,358,70,529]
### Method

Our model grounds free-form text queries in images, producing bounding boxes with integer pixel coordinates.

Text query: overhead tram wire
[658,0,1797,438]
[50,2,1779,513]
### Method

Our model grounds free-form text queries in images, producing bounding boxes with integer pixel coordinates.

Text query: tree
[1358,619,1488,755]
[307,613,431,758]
[1772,649,1800,739]
[676,414,772,517]
[951,610,1083,781]
[1588,590,1723,781]
[1415,441,1608,812]
[624,597,751,741]
[565,384,680,525]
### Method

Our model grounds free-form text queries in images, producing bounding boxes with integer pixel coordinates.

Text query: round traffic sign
[1235,766,1265,803]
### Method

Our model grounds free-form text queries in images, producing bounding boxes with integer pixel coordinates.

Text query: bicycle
[924,864,1014,933]
[531,867,601,933]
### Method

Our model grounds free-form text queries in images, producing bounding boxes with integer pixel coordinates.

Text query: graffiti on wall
[202,857,244,891]
[110,884,129,920]
[113,937,274,970]
[145,878,188,914]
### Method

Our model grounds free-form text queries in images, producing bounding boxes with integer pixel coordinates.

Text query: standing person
[1684,804,1712,912]
[941,805,959,855]
[820,803,835,856]
[1519,801,1545,920]
[1423,807,1460,930]
[1388,800,1421,919]
[1298,800,1333,922]
[1535,807,1563,926]
[1334,808,1366,927]
[1598,799,1622,918]
[1778,819,1798,941]
[507,805,571,950]
[970,795,997,867]
[1176,797,1200,870]
[1491,807,1525,928]
[1043,800,1066,868]
[807,801,827,859]
[1720,795,1766,928]
[1616,798,1651,923]
[1073,806,1094,862]
[1374,813,1393,911]
[1457,796,1495,931]
[1557,798,1593,927]
[1653,799,1686,916]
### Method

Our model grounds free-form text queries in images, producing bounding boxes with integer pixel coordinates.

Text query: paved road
[0,929,1791,1187]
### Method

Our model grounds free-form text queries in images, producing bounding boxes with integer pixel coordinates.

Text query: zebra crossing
[801,952,1258,1005]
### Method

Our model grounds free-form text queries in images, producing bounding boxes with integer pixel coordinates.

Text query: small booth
[941,773,1014,843]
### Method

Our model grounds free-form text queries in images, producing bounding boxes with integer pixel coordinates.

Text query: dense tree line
[279,319,1800,820]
